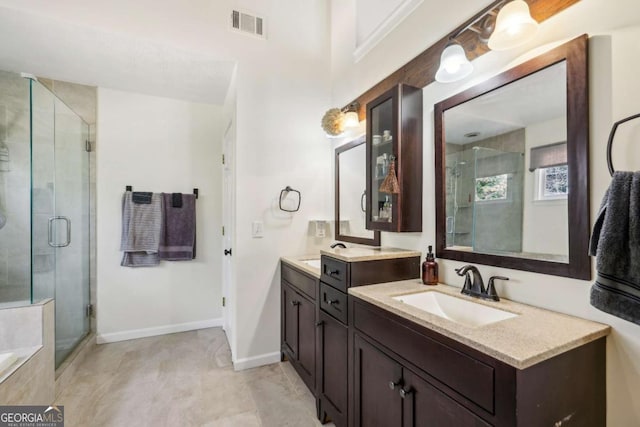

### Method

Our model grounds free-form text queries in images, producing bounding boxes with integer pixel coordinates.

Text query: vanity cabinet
[366,84,422,233]
[354,335,488,427]
[318,254,420,427]
[349,296,606,427]
[280,263,318,395]
[318,310,348,427]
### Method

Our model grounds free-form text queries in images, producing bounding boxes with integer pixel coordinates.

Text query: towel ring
[279,186,301,212]
[606,113,640,176]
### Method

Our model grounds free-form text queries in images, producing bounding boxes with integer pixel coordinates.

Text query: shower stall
[445,145,524,254]
[0,70,90,368]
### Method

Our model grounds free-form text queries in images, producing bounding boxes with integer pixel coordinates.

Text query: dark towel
[172,193,183,208]
[159,193,196,261]
[120,192,163,267]
[132,192,152,204]
[589,171,640,325]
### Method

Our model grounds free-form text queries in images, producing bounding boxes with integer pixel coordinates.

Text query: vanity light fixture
[342,102,360,129]
[488,0,538,50]
[435,0,539,83]
[435,43,474,83]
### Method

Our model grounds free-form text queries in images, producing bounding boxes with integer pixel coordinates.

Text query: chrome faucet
[330,242,347,249]
[455,265,509,301]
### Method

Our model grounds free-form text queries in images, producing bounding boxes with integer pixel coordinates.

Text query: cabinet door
[354,335,402,427]
[282,284,299,358]
[402,368,491,427]
[319,311,348,427]
[367,92,397,230]
[297,293,315,383]
[366,84,422,232]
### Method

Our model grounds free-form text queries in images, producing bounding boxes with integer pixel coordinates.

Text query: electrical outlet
[252,221,264,238]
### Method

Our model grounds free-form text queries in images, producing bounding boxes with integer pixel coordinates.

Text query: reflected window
[475,174,508,201]
[535,165,568,200]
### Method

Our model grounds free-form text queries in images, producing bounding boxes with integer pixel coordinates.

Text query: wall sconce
[342,102,360,129]
[321,102,360,137]
[435,0,539,83]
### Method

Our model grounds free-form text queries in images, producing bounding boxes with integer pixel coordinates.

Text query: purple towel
[159,193,196,261]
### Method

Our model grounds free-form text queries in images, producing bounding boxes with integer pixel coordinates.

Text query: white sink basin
[301,259,321,269]
[392,291,518,328]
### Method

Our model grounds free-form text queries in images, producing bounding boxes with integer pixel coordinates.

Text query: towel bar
[124,186,199,199]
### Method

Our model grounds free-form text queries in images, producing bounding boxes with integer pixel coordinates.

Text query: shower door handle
[48,216,71,248]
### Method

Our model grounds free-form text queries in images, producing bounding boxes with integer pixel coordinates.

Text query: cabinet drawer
[352,299,495,414]
[320,282,348,324]
[320,256,349,292]
[282,262,317,300]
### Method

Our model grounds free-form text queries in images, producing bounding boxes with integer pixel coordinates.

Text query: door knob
[224,248,232,256]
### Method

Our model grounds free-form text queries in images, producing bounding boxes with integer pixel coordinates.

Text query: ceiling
[0,2,239,104]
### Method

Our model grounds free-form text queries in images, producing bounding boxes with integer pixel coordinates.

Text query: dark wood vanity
[281,250,421,426]
[318,254,420,427]
[349,295,606,427]
[280,262,318,394]
[282,258,608,427]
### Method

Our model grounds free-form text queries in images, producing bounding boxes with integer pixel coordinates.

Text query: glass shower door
[31,79,90,368]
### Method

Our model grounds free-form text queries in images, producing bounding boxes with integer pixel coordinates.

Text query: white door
[222,122,235,339]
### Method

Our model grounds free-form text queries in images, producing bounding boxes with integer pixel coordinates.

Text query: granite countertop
[320,247,421,262]
[281,256,321,278]
[349,280,611,369]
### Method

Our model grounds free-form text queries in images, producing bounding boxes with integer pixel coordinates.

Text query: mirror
[336,136,381,246]
[435,35,590,279]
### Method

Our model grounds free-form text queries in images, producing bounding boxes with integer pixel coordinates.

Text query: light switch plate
[252,221,264,238]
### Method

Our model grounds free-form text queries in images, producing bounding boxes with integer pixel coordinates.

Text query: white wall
[96,88,224,342]
[231,0,333,367]
[522,117,568,256]
[331,0,640,425]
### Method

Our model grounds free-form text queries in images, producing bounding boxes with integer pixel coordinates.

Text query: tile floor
[55,328,334,427]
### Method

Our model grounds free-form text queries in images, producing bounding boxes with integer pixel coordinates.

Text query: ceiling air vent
[231,10,265,39]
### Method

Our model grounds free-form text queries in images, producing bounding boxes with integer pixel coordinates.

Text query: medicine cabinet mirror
[335,136,381,246]
[434,35,590,279]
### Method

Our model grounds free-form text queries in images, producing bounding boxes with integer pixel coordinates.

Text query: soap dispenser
[422,245,439,286]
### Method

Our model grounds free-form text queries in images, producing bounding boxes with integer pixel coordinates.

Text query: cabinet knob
[327,299,339,306]
[389,380,402,390]
[399,387,413,399]
[290,300,300,306]
[329,270,340,276]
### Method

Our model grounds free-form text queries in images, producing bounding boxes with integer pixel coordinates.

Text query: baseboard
[233,351,281,371]
[96,318,223,344]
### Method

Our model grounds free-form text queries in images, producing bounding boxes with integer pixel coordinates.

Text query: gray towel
[120,191,163,267]
[159,193,196,261]
[589,171,640,325]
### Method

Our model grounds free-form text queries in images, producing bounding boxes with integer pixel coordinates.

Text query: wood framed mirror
[336,136,381,246]
[434,35,590,279]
